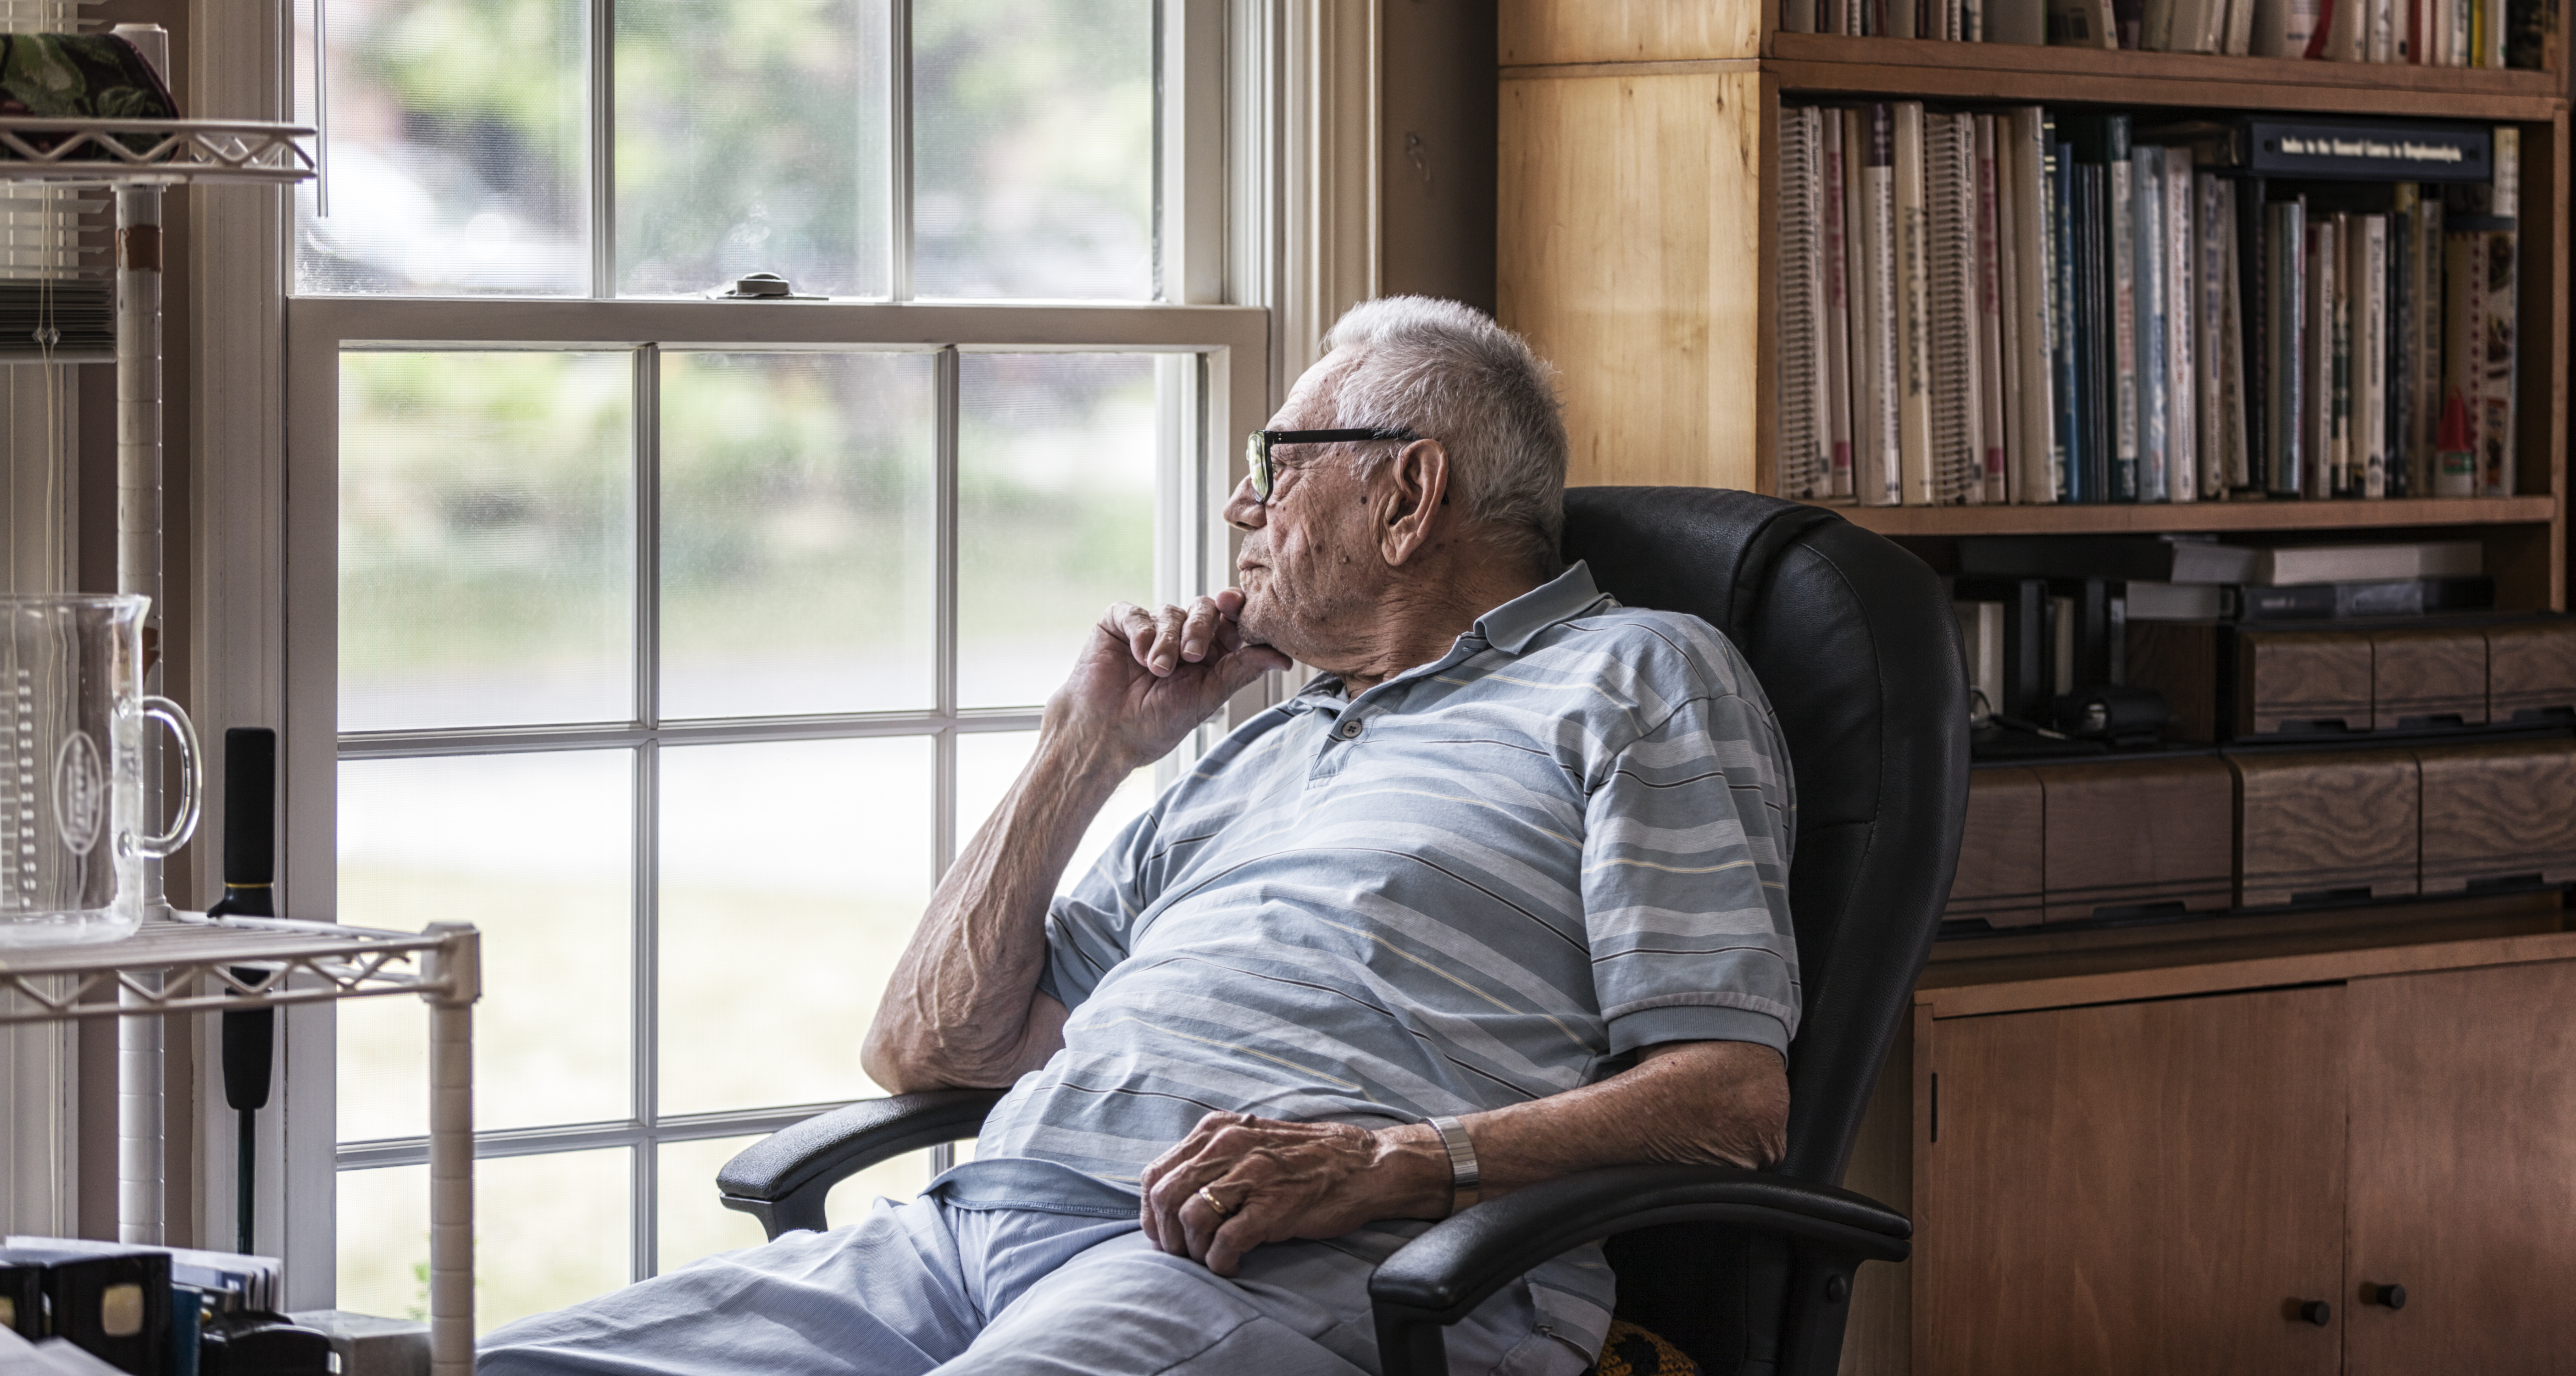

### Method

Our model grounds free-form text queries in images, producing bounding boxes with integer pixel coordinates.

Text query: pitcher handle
[133,694,201,859]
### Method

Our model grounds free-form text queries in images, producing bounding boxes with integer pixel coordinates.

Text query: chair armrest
[1368,1165,1909,1376]
[716,1088,1007,1239]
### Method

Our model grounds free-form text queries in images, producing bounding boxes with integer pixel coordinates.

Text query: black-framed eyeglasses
[1244,427,1422,504]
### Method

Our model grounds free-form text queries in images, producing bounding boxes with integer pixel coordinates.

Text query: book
[1927,111,1985,504]
[2051,134,2086,503]
[1994,114,2028,501]
[1777,106,1832,499]
[1956,600,2007,719]
[1856,105,1904,506]
[2160,116,2493,183]
[2370,0,2397,57]
[2133,144,2169,501]
[1990,0,2051,40]
[2265,196,2307,494]
[2088,116,2141,501]
[2163,144,2198,502]
[2009,108,2063,503]
[2319,0,2367,59]
[2123,580,2233,619]
[1784,0,1820,32]
[2305,212,2342,497]
[2414,190,2447,492]
[2202,174,2252,493]
[2441,217,2503,498]
[2235,574,2494,619]
[1958,533,2263,582]
[1822,113,1857,498]
[2388,184,2418,495]
[1976,114,2011,503]
[2225,0,2260,50]
[2050,0,2121,44]
[2471,219,2517,495]
[2353,212,2389,496]
[1894,101,1937,505]
[2072,158,2109,501]
[2252,538,2482,583]
[1952,577,2052,717]
[2254,0,2325,53]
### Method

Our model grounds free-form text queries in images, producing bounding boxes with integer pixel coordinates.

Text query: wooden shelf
[1759,33,2568,119]
[1822,494,2559,535]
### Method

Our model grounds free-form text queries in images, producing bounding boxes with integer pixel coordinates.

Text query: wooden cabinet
[2343,960,2576,1373]
[1866,928,2576,1376]
[1921,988,2347,1375]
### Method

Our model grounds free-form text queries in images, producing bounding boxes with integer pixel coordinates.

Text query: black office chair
[717,488,1971,1376]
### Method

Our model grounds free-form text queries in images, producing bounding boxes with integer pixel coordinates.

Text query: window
[285,0,1263,1330]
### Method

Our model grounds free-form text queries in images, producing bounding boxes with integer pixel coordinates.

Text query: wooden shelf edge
[1765,32,2565,102]
[1916,926,2576,1017]
[1816,495,2558,535]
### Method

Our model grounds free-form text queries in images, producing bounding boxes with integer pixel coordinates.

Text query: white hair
[1319,296,1568,574]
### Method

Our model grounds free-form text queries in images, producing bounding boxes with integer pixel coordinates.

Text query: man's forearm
[860,734,1129,1091]
[1376,1040,1790,1214]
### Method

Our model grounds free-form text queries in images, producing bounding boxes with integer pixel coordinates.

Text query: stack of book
[1777,108,2519,506]
[1781,0,2553,68]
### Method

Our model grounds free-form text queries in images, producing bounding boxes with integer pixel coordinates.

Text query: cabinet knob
[2368,1283,2407,1310]
[2298,1300,2333,1327]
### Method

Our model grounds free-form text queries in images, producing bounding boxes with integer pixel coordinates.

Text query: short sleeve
[1581,686,1800,1057]
[1037,805,1163,1011]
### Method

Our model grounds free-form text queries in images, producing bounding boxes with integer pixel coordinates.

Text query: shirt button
[1337,719,1364,739]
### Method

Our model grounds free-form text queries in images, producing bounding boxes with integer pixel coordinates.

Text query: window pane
[339,1149,631,1333]
[659,353,935,718]
[654,1136,961,1275]
[337,752,633,1139]
[295,0,589,296]
[913,0,1155,300]
[616,0,891,298]
[958,353,1159,707]
[340,351,636,732]
[657,738,933,1116]
[955,731,1156,896]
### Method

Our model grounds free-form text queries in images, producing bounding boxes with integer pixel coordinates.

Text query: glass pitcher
[0,594,200,946]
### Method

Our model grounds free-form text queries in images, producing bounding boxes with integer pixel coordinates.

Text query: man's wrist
[1374,1121,1465,1220]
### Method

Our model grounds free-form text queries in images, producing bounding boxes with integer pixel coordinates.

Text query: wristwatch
[1427,1115,1481,1216]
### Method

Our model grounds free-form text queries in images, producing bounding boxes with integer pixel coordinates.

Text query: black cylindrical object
[215,727,280,1258]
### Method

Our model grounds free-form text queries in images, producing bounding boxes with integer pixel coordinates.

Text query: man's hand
[1137,1113,1451,1277]
[1047,590,1292,775]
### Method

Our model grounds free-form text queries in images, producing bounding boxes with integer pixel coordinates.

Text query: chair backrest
[1563,487,1968,1183]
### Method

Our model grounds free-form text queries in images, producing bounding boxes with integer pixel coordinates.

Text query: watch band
[1427,1115,1481,1215]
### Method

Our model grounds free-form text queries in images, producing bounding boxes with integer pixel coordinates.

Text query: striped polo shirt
[941,561,1799,1344]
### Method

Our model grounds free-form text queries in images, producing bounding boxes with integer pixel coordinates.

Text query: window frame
[271,0,1273,1311]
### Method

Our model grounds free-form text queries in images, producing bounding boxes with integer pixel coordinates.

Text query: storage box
[2415,739,2576,892]
[2039,757,2235,923]
[2371,625,2489,729]
[2487,620,2576,722]
[2237,631,2373,736]
[2230,749,2421,906]
[1944,767,2045,927]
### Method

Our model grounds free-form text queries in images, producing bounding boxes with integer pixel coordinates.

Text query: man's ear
[1375,438,1449,567]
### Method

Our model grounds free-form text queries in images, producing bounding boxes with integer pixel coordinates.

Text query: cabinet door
[1921,988,2348,1376]
[2346,960,2576,1374]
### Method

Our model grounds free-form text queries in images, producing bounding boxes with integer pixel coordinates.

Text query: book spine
[1784,0,1819,33]
[2477,223,2517,494]
[1926,113,1973,505]
[2164,145,2198,501]
[2371,0,2397,57]
[1976,115,2012,504]
[2439,220,2480,494]
[2267,197,2306,494]
[2134,147,2169,501]
[2083,164,2112,502]
[2217,181,2253,491]
[2051,136,2083,503]
[2332,212,2353,495]
[2013,110,2062,503]
[2417,194,2446,493]
[1895,101,1935,506]
[2388,186,2415,496]
[2197,172,2233,495]
[2108,150,2140,500]
[2305,215,2338,497]
[1777,106,1829,500]
[1861,105,1904,506]
[2357,213,2389,497]
[1822,113,1856,499]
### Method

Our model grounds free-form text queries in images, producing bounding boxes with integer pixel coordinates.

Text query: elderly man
[478,298,1797,1376]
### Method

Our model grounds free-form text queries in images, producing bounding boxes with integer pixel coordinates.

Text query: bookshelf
[1498,0,2570,610]
[1499,6,2576,1368]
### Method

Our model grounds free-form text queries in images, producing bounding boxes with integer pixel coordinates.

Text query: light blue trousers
[476,1194,1592,1376]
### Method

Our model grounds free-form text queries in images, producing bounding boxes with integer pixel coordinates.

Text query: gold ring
[1195,1185,1235,1218]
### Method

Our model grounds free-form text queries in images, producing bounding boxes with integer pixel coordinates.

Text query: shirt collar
[1282,561,1611,709]
[1471,561,1611,654]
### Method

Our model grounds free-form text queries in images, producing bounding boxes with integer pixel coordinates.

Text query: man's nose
[1222,473,1265,532]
